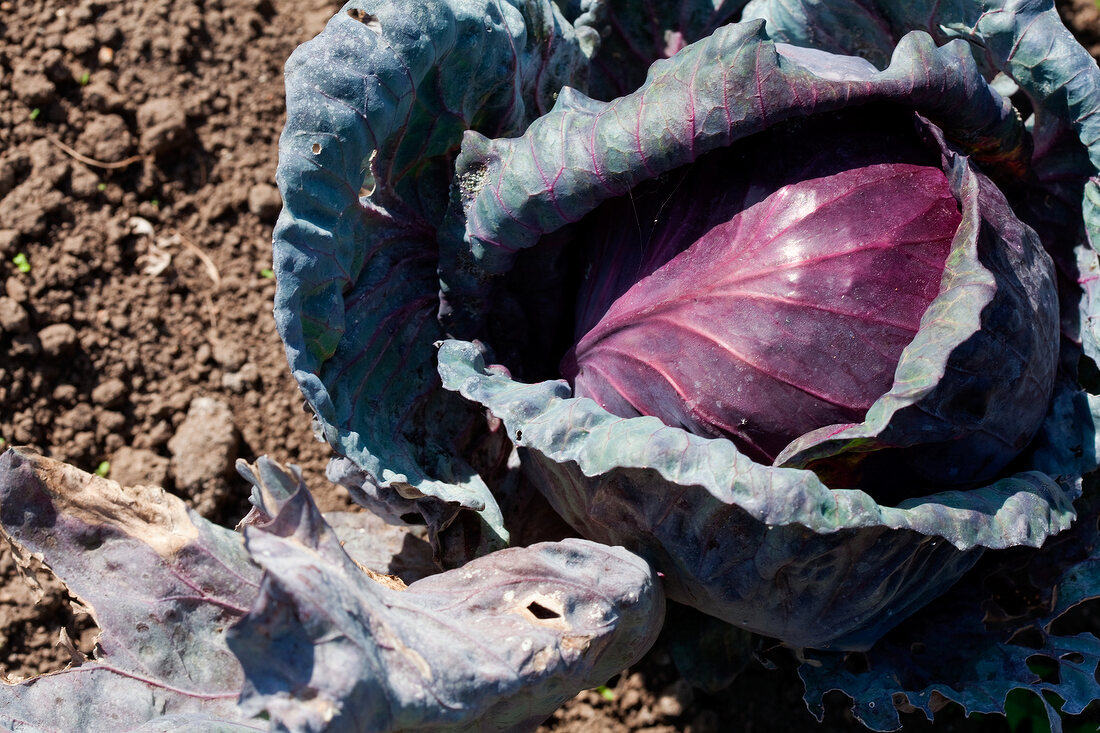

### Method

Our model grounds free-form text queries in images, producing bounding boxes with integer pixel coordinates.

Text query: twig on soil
[170,229,221,288]
[46,135,145,170]
[204,293,220,338]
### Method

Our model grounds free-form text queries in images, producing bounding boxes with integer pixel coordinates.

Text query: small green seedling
[260,268,275,279]
[595,685,615,702]
[0,438,6,450]
[94,461,110,478]
[12,253,31,273]
[28,108,40,121]
[79,72,90,85]
[97,182,107,192]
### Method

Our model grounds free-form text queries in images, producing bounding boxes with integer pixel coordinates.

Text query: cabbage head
[267,0,1100,728]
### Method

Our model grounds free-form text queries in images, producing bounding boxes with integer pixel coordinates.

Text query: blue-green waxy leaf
[273,0,1100,719]
[438,339,1078,649]
[229,458,665,732]
[562,0,749,100]
[273,0,590,557]
[741,0,1100,175]
[798,479,1100,732]
[0,448,261,731]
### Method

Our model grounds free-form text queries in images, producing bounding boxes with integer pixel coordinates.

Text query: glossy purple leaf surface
[567,104,940,342]
[565,162,959,462]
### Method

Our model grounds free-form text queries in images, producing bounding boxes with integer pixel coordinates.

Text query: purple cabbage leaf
[742,0,1100,428]
[0,448,663,731]
[563,162,961,464]
[232,457,664,732]
[0,447,260,731]
[437,16,1076,648]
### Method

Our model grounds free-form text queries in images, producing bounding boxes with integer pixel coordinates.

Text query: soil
[0,1,1096,731]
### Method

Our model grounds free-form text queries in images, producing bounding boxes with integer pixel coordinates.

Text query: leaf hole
[1049,597,1100,638]
[347,8,381,32]
[310,142,321,155]
[77,528,103,551]
[1078,354,1100,395]
[842,651,869,674]
[527,600,561,620]
[1007,626,1045,649]
[1026,654,1060,684]
[1061,651,1085,664]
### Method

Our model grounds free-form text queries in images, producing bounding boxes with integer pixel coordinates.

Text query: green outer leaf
[438,339,1078,648]
[273,0,589,552]
[0,448,260,731]
[741,0,1100,152]
[439,21,1029,336]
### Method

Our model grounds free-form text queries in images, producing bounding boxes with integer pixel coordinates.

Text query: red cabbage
[564,163,960,462]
